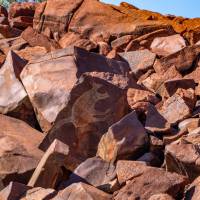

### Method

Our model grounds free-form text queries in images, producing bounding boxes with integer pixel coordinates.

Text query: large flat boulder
[21,47,129,132]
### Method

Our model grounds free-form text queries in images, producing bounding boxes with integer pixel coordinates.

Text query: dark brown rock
[185,176,200,200]
[40,72,129,169]
[28,139,69,189]
[0,114,43,188]
[153,45,200,73]
[97,111,148,163]
[21,47,129,132]
[165,133,200,181]
[0,182,30,200]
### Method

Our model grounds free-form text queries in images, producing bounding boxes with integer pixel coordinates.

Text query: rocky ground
[0,0,200,199]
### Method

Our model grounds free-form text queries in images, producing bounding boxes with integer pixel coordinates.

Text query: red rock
[21,47,129,132]
[142,65,182,92]
[66,157,117,193]
[127,87,159,108]
[119,49,156,78]
[33,0,84,37]
[148,193,175,200]
[125,28,175,52]
[150,34,186,56]
[97,111,148,163]
[160,89,195,124]
[157,78,196,99]
[40,72,129,169]
[14,46,47,61]
[28,139,69,189]
[0,114,43,188]
[153,45,200,73]
[185,176,200,200]
[53,182,111,200]
[0,37,28,55]
[114,163,187,200]
[21,26,60,52]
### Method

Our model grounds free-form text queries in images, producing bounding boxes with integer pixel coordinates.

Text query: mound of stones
[1,0,200,199]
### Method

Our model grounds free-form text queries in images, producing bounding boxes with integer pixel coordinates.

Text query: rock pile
[1,0,200,199]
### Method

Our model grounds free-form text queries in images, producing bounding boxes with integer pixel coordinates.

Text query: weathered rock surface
[151,34,186,56]
[40,72,129,169]
[65,157,117,192]
[97,111,148,163]
[53,182,111,200]
[28,139,69,189]
[2,0,200,199]
[0,114,43,188]
[114,163,188,200]
[21,47,129,132]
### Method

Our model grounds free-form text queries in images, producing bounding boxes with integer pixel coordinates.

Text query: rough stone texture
[119,49,156,78]
[157,78,196,99]
[28,139,69,189]
[185,176,200,200]
[153,45,200,73]
[114,164,188,200]
[97,111,148,163]
[148,193,175,200]
[178,118,200,133]
[0,51,38,128]
[33,0,84,37]
[65,157,116,192]
[165,133,200,181]
[0,182,30,200]
[21,47,129,132]
[0,37,28,55]
[127,87,159,108]
[160,89,195,124]
[150,34,186,56]
[14,46,47,61]
[52,182,111,200]
[0,114,43,188]
[21,26,60,51]
[40,73,129,170]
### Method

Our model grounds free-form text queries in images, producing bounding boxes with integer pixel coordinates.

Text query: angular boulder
[21,47,129,132]
[119,49,156,78]
[53,182,111,200]
[28,139,69,189]
[40,72,129,169]
[114,164,188,200]
[97,111,148,163]
[0,51,37,128]
[165,133,200,181]
[66,157,116,192]
[150,34,186,56]
[0,114,43,188]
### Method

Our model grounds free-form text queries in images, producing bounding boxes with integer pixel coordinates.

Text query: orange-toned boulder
[0,114,43,188]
